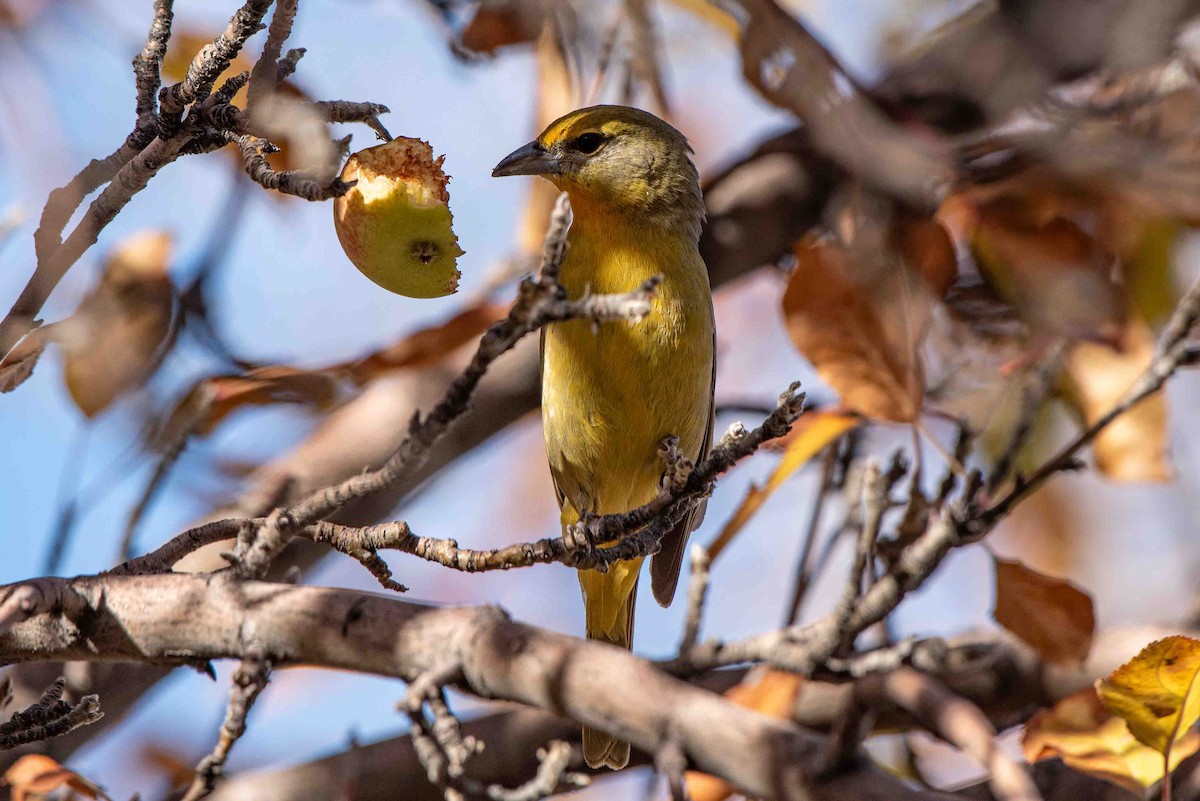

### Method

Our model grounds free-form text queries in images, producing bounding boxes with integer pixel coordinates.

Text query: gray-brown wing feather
[650,332,716,607]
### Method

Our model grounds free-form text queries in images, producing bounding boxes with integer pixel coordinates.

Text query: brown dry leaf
[160,366,341,442]
[349,304,507,383]
[992,556,1095,665]
[1061,316,1169,482]
[458,1,545,55]
[972,197,1123,344]
[782,237,937,422]
[0,323,52,393]
[58,231,175,417]
[686,668,803,801]
[1023,687,1200,795]
[2,755,108,801]
[1098,636,1200,760]
[707,411,858,560]
[892,212,958,298]
[202,367,340,435]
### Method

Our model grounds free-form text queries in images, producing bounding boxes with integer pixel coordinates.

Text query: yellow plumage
[494,105,714,770]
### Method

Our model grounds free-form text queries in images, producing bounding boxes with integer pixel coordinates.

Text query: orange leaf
[686,669,803,801]
[707,411,858,560]
[1024,687,1200,795]
[992,556,1095,665]
[349,304,507,382]
[782,240,931,422]
[1061,316,1170,482]
[3,755,108,801]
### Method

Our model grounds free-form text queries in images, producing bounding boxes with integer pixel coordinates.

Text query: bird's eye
[570,133,605,154]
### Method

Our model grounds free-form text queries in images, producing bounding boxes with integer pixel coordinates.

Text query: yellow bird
[493,105,715,769]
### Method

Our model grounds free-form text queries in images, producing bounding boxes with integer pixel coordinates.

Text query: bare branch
[223,132,353,200]
[183,651,273,801]
[158,0,273,130]
[978,271,1200,528]
[247,0,296,108]
[0,678,103,750]
[860,669,1042,801]
[677,546,712,654]
[133,0,175,121]
[0,573,952,801]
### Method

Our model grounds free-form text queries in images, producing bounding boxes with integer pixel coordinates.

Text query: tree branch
[0,573,952,801]
[0,677,103,751]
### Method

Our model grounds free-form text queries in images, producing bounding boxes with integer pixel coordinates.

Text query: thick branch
[0,573,950,801]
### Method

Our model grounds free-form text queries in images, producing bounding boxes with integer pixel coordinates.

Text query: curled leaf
[0,324,51,393]
[1024,687,1200,795]
[992,556,1095,665]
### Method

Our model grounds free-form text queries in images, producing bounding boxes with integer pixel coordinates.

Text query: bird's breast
[541,224,714,515]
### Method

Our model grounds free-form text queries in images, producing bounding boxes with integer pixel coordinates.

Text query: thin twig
[223,132,353,200]
[782,444,837,625]
[182,650,272,801]
[0,677,103,750]
[859,669,1042,801]
[978,274,1200,529]
[986,341,1067,494]
[678,546,712,653]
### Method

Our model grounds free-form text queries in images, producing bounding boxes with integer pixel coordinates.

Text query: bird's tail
[579,561,642,770]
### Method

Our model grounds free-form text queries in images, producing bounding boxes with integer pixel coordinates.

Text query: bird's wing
[650,330,715,607]
[541,327,569,512]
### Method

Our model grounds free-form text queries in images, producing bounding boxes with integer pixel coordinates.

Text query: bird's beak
[492,141,558,178]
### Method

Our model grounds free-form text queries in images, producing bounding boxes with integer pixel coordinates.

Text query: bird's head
[493,105,703,232]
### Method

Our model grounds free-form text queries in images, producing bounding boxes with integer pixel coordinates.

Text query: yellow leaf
[992,556,1095,665]
[706,411,857,560]
[1024,687,1200,795]
[1062,316,1170,482]
[1098,636,1200,758]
